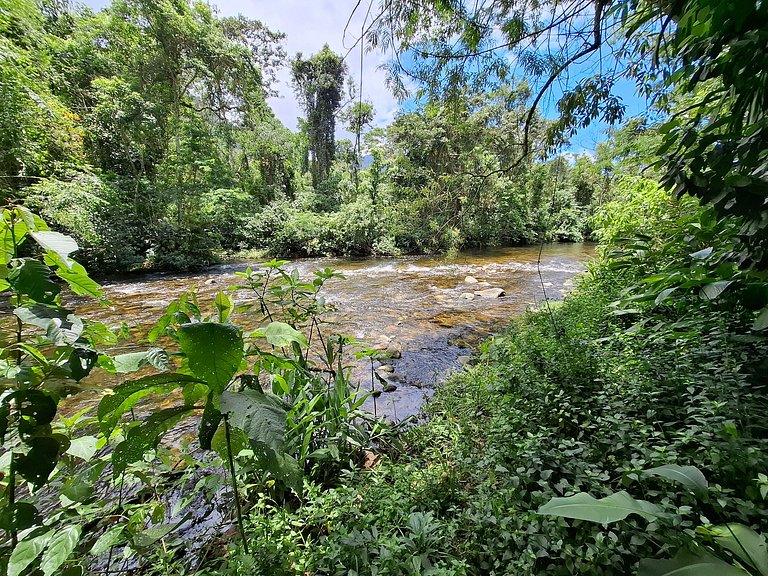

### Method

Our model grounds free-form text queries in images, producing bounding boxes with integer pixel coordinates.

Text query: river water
[74,243,594,420]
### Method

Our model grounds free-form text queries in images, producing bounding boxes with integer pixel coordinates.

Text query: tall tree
[291,44,348,188]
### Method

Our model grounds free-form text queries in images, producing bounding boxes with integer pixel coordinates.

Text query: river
[74,243,594,421]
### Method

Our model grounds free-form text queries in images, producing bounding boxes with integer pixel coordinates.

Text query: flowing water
[74,243,594,420]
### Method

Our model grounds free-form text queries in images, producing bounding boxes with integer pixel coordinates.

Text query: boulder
[464,276,479,284]
[460,292,476,301]
[474,287,505,298]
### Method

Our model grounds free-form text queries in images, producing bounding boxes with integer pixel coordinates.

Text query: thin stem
[224,416,249,555]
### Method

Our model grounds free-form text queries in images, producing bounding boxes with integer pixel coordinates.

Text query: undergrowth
[202,264,768,576]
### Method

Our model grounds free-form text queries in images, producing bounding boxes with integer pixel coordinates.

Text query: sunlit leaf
[538,491,665,523]
[177,323,243,392]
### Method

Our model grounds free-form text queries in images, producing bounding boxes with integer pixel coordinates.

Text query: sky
[78,0,650,155]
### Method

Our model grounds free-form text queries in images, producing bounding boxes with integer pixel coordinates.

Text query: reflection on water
[72,243,594,420]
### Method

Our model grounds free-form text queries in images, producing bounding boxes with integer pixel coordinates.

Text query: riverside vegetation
[2,0,768,575]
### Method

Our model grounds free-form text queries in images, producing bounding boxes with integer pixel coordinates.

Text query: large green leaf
[16,437,61,488]
[0,219,27,265]
[98,374,204,436]
[51,257,104,298]
[40,525,81,576]
[8,530,53,576]
[0,502,41,531]
[254,321,308,348]
[90,525,125,556]
[112,406,193,476]
[254,445,303,494]
[220,389,287,452]
[111,348,169,374]
[199,393,222,450]
[8,258,60,303]
[706,524,768,576]
[31,231,78,265]
[537,491,665,523]
[700,280,733,301]
[753,307,768,331]
[214,290,233,323]
[177,323,243,392]
[13,304,73,330]
[642,464,708,495]
[639,549,746,576]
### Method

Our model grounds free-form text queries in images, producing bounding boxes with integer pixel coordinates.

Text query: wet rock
[372,390,382,398]
[475,281,492,287]
[464,276,479,284]
[377,364,394,373]
[460,292,475,301]
[386,346,402,359]
[204,278,216,285]
[383,383,398,393]
[457,355,472,365]
[542,281,553,287]
[474,287,505,298]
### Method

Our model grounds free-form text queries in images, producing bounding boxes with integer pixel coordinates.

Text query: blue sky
[77,0,650,155]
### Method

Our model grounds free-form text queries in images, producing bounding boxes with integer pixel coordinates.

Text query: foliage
[291,45,348,188]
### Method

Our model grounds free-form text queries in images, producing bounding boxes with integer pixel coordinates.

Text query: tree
[367,0,768,267]
[291,45,348,189]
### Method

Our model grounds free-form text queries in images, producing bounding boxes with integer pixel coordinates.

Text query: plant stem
[224,416,249,554]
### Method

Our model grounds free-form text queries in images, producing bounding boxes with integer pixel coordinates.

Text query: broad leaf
[16,437,60,488]
[220,389,287,452]
[98,374,204,436]
[40,525,81,576]
[8,258,60,303]
[199,393,222,450]
[254,445,302,494]
[51,257,104,298]
[0,220,27,265]
[90,525,125,556]
[8,530,53,576]
[177,323,243,392]
[112,406,193,476]
[642,464,708,494]
[707,523,768,576]
[66,435,99,462]
[639,549,746,576]
[700,280,733,301]
[538,491,665,523]
[257,321,308,348]
[13,304,73,330]
[31,231,78,266]
[0,502,41,531]
[753,307,768,331]
[214,290,233,323]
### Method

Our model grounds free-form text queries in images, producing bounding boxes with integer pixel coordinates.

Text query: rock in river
[474,287,505,298]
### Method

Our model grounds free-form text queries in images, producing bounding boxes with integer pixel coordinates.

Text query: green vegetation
[2,0,768,574]
[0,0,609,273]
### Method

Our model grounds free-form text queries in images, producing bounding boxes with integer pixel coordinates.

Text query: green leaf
[16,437,60,488]
[112,406,193,476]
[643,464,708,494]
[700,280,733,301]
[537,491,665,523]
[639,549,747,576]
[211,423,249,460]
[51,258,104,298]
[66,435,99,461]
[31,231,79,265]
[198,393,222,450]
[90,525,125,556]
[655,287,678,306]
[13,304,73,330]
[707,524,768,576]
[214,290,233,323]
[61,477,95,502]
[8,530,53,576]
[690,247,713,259]
[177,323,243,393]
[220,389,287,452]
[753,307,768,331]
[0,219,27,265]
[68,348,98,381]
[258,322,308,348]
[8,258,60,303]
[254,445,302,494]
[97,373,203,436]
[40,525,81,576]
[0,502,41,531]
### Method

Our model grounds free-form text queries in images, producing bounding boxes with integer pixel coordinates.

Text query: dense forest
[1,0,768,575]
[1,0,611,273]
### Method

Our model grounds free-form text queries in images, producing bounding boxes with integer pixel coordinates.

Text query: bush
[22,172,144,272]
